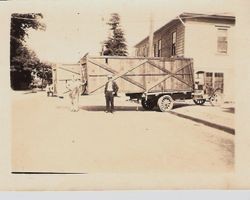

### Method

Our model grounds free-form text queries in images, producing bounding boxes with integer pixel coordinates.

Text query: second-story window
[146,46,149,57]
[158,39,162,57]
[143,46,147,57]
[153,44,157,57]
[171,31,176,56]
[217,28,228,54]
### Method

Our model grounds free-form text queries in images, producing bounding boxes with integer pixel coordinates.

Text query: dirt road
[11,91,234,173]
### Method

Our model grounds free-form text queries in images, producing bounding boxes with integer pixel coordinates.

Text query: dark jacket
[104,81,119,95]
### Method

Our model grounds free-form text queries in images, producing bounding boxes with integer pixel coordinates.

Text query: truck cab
[193,71,224,106]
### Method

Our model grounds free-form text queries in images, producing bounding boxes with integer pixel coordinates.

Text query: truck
[51,56,223,112]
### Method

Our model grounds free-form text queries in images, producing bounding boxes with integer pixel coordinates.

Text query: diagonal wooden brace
[146,63,193,92]
[88,59,147,94]
[59,67,81,75]
[147,60,172,74]
[147,60,193,88]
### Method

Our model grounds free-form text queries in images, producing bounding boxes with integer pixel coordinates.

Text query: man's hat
[107,74,113,78]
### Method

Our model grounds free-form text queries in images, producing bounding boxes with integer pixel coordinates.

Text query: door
[214,72,224,92]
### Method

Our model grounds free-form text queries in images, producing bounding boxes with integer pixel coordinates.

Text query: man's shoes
[105,110,109,113]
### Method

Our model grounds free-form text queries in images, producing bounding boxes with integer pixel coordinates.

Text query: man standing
[104,74,119,113]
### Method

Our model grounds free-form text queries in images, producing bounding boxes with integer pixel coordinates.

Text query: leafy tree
[103,13,128,56]
[10,13,51,90]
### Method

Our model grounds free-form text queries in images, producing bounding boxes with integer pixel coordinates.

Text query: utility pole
[148,13,154,57]
[100,15,106,56]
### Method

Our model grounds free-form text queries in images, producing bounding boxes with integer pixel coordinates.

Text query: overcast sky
[15,0,238,63]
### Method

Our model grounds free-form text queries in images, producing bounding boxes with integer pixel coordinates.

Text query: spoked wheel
[141,99,155,110]
[210,89,224,106]
[157,95,174,112]
[193,99,206,105]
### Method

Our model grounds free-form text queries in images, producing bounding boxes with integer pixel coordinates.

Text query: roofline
[179,12,235,21]
[134,18,179,48]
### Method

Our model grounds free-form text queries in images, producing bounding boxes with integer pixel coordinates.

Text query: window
[217,29,228,54]
[138,48,141,56]
[157,39,162,57]
[215,72,224,78]
[206,72,213,77]
[143,46,147,57]
[171,31,176,56]
[153,44,157,57]
[214,72,224,92]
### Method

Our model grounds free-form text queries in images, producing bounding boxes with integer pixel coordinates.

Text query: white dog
[66,77,85,112]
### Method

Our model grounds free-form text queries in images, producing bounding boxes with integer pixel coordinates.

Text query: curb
[169,111,235,135]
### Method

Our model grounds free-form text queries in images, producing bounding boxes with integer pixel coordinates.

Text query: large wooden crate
[52,63,83,96]
[81,56,194,94]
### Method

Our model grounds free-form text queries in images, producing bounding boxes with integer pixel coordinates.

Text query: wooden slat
[58,67,80,75]
[89,73,169,77]
[147,60,171,74]
[111,60,148,80]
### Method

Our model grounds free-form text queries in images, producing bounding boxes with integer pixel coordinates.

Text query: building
[134,13,236,101]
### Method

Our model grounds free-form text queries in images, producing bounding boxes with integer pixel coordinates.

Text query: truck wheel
[157,95,174,112]
[210,91,223,106]
[141,99,155,110]
[193,99,206,105]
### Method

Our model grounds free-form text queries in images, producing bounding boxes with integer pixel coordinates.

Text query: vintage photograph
[9,0,235,178]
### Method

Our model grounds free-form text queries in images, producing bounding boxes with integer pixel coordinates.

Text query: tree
[10,13,52,90]
[103,13,128,56]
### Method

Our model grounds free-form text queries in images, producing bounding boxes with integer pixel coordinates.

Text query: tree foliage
[103,13,128,56]
[10,13,52,90]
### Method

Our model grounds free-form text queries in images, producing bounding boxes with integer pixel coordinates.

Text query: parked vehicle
[192,71,224,106]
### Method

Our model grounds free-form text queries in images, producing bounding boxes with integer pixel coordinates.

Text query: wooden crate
[52,63,83,96]
[81,56,194,94]
[53,56,194,96]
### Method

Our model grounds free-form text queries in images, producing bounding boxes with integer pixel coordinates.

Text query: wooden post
[148,13,154,57]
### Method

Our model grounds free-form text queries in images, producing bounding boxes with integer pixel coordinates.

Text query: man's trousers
[105,91,114,112]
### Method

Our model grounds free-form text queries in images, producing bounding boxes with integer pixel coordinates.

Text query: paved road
[12,91,234,173]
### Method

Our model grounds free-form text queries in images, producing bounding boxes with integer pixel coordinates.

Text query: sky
[14,0,238,64]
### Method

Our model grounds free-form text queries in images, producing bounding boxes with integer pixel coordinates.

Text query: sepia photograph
[1,0,250,190]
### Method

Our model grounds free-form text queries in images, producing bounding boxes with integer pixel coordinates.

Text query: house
[134,13,236,101]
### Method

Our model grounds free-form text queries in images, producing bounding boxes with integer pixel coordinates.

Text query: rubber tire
[193,99,206,105]
[141,99,155,110]
[157,95,174,112]
[210,91,223,106]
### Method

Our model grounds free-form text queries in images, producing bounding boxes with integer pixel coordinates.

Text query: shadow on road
[222,107,235,114]
[22,90,45,94]
[173,103,196,109]
[79,105,146,112]
[60,103,235,134]
[78,102,210,112]
[173,102,212,110]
